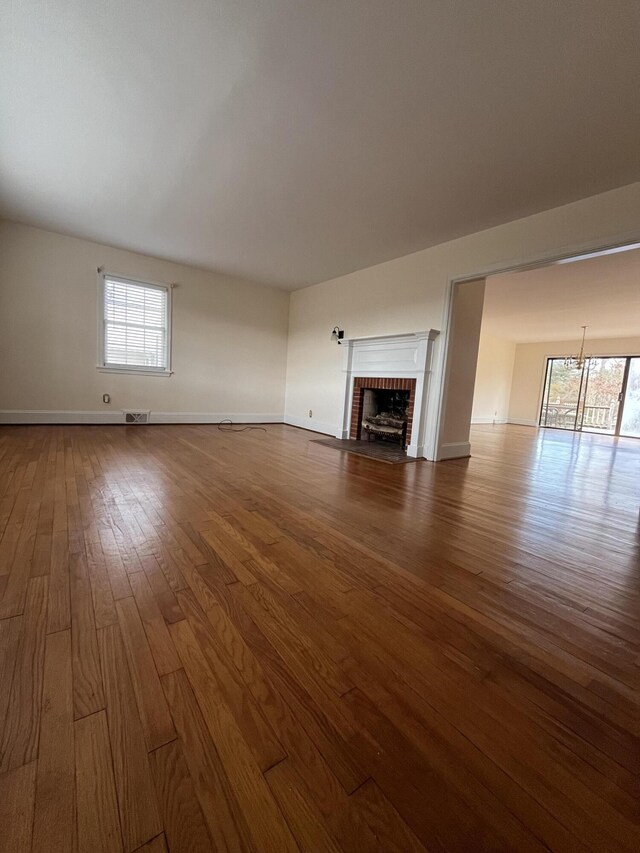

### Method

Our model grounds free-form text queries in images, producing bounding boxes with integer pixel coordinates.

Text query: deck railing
[541,404,616,429]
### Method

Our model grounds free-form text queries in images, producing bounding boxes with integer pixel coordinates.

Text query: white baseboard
[0,410,125,424]
[439,440,471,460]
[283,414,337,436]
[406,443,425,458]
[0,410,284,425]
[151,412,283,424]
[472,417,539,427]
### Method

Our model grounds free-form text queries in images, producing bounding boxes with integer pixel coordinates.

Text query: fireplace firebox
[350,377,417,449]
[361,389,410,447]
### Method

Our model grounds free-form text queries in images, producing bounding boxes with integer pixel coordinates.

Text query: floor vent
[123,411,150,424]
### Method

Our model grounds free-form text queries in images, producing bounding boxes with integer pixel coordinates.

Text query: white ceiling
[2,1,640,289]
[483,247,640,343]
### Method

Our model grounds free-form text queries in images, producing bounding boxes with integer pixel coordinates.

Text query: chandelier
[564,325,591,371]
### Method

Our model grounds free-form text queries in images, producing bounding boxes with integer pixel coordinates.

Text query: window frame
[97,271,173,376]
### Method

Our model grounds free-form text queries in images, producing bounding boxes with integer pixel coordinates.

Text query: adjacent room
[472,247,640,438]
[1,3,639,852]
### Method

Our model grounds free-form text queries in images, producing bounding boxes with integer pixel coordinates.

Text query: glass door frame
[539,356,587,432]
[539,354,639,438]
[617,357,640,438]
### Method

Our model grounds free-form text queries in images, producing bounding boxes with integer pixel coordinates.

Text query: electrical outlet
[308,409,313,418]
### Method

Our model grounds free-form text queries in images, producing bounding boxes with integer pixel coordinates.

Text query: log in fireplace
[361,388,410,448]
[350,377,417,450]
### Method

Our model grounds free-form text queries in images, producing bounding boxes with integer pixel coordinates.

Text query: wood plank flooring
[0,422,639,852]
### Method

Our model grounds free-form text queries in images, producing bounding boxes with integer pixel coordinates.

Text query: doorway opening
[459,239,640,459]
[540,355,640,437]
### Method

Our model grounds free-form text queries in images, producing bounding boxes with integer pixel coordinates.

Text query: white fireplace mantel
[337,330,439,458]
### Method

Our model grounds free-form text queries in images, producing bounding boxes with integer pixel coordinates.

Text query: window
[98,273,171,374]
[539,355,640,437]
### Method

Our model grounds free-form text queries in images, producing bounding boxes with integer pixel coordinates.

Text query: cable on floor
[217,419,267,433]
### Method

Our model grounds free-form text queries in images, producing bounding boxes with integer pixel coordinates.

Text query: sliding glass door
[540,355,639,437]
[619,357,640,438]
[539,359,584,430]
[580,357,626,434]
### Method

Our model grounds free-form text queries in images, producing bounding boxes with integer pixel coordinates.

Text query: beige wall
[4,182,640,444]
[508,336,640,425]
[471,332,516,423]
[0,220,290,420]
[440,279,485,454]
[284,182,640,458]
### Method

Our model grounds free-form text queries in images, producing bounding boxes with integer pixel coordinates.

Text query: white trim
[0,411,125,424]
[507,418,539,427]
[96,366,173,377]
[151,412,283,424]
[337,330,440,459]
[406,443,425,458]
[342,330,437,347]
[0,411,284,425]
[97,270,173,375]
[99,270,175,290]
[341,331,435,345]
[422,331,446,461]
[284,414,336,436]
[439,441,471,460]
[471,417,508,424]
[430,279,464,462]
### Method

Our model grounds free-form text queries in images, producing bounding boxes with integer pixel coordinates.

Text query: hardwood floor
[0,422,639,852]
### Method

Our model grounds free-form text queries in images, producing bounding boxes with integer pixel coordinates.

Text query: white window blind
[100,275,170,372]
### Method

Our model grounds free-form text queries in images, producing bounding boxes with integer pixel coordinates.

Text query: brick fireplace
[349,376,417,444]
[337,330,439,458]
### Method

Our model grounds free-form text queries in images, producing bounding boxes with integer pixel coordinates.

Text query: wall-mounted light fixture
[331,326,345,344]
